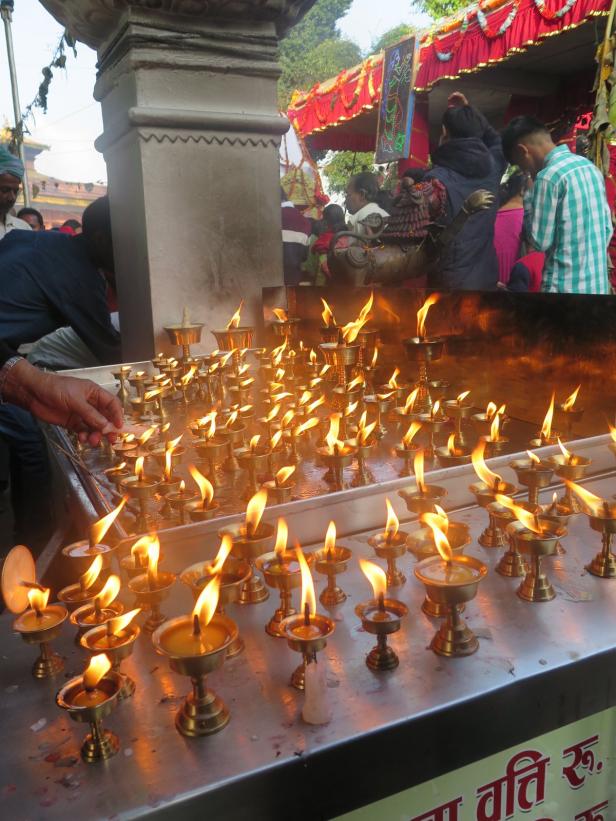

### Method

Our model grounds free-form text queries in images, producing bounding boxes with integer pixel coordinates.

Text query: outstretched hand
[4,359,123,445]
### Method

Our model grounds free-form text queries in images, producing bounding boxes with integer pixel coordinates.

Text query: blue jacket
[426,126,506,290]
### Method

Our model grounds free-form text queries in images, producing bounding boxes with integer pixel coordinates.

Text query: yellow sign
[335,708,615,820]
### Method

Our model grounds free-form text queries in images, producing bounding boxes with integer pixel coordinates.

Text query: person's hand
[447,91,469,108]
[3,359,123,446]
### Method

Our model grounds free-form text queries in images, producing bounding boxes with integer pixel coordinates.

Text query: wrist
[1,358,38,408]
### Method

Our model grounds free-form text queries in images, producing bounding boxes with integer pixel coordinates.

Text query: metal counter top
[2,440,616,820]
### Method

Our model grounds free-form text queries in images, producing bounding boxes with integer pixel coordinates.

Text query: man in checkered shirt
[502,116,612,294]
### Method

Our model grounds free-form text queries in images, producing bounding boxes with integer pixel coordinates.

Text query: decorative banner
[334,707,615,820]
[375,37,417,164]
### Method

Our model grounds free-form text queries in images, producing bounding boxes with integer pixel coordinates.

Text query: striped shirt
[523,144,613,294]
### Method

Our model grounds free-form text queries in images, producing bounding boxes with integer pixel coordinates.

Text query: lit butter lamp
[256,518,307,637]
[165,478,199,526]
[220,409,247,473]
[399,449,447,516]
[153,575,238,737]
[548,439,591,514]
[395,420,422,478]
[280,548,335,691]
[414,520,488,657]
[443,390,474,449]
[529,392,561,447]
[111,364,132,404]
[185,465,219,522]
[470,441,517,548]
[407,508,471,617]
[71,575,124,637]
[120,533,158,580]
[368,499,408,588]
[80,609,141,701]
[121,456,161,533]
[363,390,394,440]
[180,536,249,657]
[486,498,533,578]
[394,387,420,428]
[112,431,137,460]
[193,412,228,488]
[262,465,296,505]
[378,367,409,409]
[402,294,444,414]
[212,300,254,366]
[436,432,471,468]
[500,496,566,602]
[58,554,105,612]
[127,535,176,631]
[238,434,272,498]
[219,488,274,605]
[157,434,184,517]
[472,400,508,439]
[416,399,450,461]
[3,545,68,678]
[510,450,554,507]
[120,425,157,468]
[556,385,583,439]
[319,297,340,343]
[319,320,364,387]
[480,406,509,456]
[347,412,377,487]
[57,653,123,762]
[61,497,127,576]
[104,460,131,491]
[317,413,356,492]
[164,308,204,361]
[313,521,352,606]
[287,417,320,465]
[270,306,301,342]
[565,480,616,578]
[355,560,408,671]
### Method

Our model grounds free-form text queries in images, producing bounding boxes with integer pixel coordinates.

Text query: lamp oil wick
[192,613,201,637]
[377,592,385,613]
[304,602,310,627]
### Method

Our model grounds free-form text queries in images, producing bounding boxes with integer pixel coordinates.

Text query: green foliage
[371,24,416,54]
[322,151,375,195]
[278,0,361,108]
[412,0,469,20]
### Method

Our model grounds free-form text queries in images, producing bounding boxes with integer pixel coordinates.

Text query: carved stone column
[38,1,316,359]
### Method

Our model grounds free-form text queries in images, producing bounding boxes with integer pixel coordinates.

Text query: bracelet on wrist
[0,356,24,404]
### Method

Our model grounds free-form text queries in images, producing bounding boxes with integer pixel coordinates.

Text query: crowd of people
[281,93,614,295]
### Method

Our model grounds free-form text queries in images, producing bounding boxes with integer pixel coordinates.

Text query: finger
[71,393,113,432]
[88,431,102,447]
[78,431,89,443]
[90,385,124,429]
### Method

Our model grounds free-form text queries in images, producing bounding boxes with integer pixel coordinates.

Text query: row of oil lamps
[4,429,615,763]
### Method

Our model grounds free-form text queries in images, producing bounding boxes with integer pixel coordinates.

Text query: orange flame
[210,534,233,575]
[90,496,127,547]
[370,347,379,368]
[357,412,377,445]
[225,410,239,429]
[432,399,442,418]
[494,494,543,533]
[457,390,470,403]
[347,375,365,392]
[414,449,425,493]
[164,434,183,481]
[80,555,103,591]
[298,390,312,407]
[144,388,161,402]
[319,363,331,377]
[309,348,317,365]
[526,450,541,465]
[276,465,296,486]
[402,420,422,448]
[324,520,337,553]
[490,410,501,442]
[273,307,288,322]
[541,393,555,440]
[83,653,111,690]
[226,301,243,330]
[422,504,449,535]
[345,400,359,417]
[28,586,50,614]
[387,368,400,389]
[147,536,160,585]
[180,365,198,387]
[188,464,214,508]
[358,291,374,323]
[297,546,316,618]
[320,298,336,327]
[266,404,281,423]
[359,558,387,600]
[325,413,344,455]
[280,409,295,429]
[416,294,440,338]
[138,426,156,447]
[471,441,502,490]
[609,423,616,444]
[385,498,399,539]
[245,488,267,536]
[131,534,156,564]
[107,608,140,636]
[562,385,581,412]
[192,575,220,629]
[447,433,457,456]
[404,388,419,414]
[249,434,261,452]
[486,401,498,419]
[557,438,572,461]
[271,430,283,450]
[424,518,453,561]
[294,418,320,437]
[563,480,604,517]
[307,395,326,415]
[135,456,145,482]
[341,316,368,344]
[274,518,288,559]
[95,574,121,608]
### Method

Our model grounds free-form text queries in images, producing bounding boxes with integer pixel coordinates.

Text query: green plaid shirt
[523,145,612,294]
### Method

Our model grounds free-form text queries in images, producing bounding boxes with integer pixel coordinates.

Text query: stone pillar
[38,1,317,360]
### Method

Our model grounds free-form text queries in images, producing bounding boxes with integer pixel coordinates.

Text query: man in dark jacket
[425,92,506,290]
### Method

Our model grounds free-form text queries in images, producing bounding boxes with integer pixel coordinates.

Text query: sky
[0,0,429,184]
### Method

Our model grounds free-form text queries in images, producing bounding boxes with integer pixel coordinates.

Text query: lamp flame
[90,496,127,547]
[424,519,453,562]
[226,301,243,329]
[526,450,541,465]
[385,498,399,540]
[225,410,239,429]
[457,390,470,403]
[357,412,377,445]
[80,555,103,592]
[210,534,233,575]
[563,480,604,517]
[320,298,336,327]
[273,307,288,322]
[271,430,283,450]
[490,410,501,442]
[416,294,440,338]
[147,536,160,585]
[249,434,261,452]
[562,385,581,412]
[324,520,337,553]
[188,464,214,508]
[280,409,295,429]
[414,449,425,493]
[107,608,140,637]
[370,347,379,368]
[359,558,387,600]
[95,574,121,608]
[404,387,419,414]
[135,456,145,482]
[192,575,220,630]
[387,368,400,389]
[296,547,316,619]
[346,375,365,392]
[306,395,326,414]
[164,434,183,481]
[422,505,449,535]
[495,494,543,534]
[471,441,502,490]
[27,586,50,615]
[447,433,457,456]
[245,488,267,536]
[309,349,317,365]
[274,518,288,559]
[144,388,161,402]
[402,420,421,448]
[298,390,312,407]
[266,404,281,423]
[180,365,197,387]
[358,291,374,322]
[276,465,295,486]
[341,316,368,344]
[138,426,156,446]
[131,534,156,564]
[83,654,111,690]
[609,423,616,444]
[294,418,319,437]
[557,438,572,461]
[541,393,555,440]
[325,413,343,455]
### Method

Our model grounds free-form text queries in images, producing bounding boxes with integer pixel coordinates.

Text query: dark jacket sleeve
[470,105,507,179]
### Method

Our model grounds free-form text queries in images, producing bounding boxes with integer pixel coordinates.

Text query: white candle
[302,660,331,726]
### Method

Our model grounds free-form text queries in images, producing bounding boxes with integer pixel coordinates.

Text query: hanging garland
[477,0,519,38]
[433,14,470,62]
[532,0,578,20]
